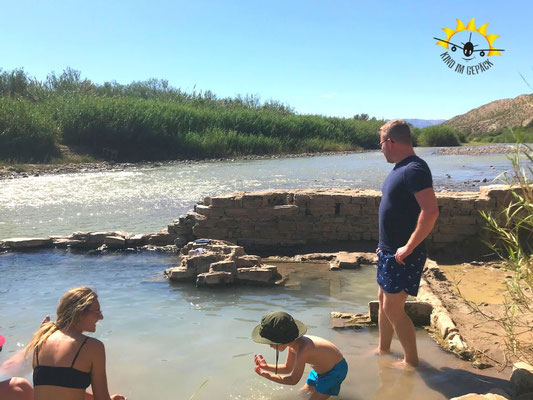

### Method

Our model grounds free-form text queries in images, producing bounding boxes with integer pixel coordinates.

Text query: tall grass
[479,138,533,364]
[0,68,384,162]
[0,98,59,162]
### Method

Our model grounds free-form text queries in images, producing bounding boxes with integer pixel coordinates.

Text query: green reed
[0,67,383,162]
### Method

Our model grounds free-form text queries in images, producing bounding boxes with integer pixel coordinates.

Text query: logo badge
[434,18,504,75]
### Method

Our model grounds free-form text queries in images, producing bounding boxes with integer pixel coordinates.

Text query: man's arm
[395,187,439,264]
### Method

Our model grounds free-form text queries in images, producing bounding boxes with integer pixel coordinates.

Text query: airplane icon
[434,32,504,58]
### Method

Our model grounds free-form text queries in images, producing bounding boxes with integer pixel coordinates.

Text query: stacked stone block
[167,185,523,254]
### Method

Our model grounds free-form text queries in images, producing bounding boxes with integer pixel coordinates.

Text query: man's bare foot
[391,359,417,371]
[372,347,392,356]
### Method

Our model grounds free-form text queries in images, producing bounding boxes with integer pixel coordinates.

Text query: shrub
[418,125,461,146]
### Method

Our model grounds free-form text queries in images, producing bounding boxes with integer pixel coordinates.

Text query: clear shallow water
[0,251,509,399]
[0,148,513,239]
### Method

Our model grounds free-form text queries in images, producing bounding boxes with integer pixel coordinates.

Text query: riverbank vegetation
[475,126,533,144]
[0,68,384,163]
[3,67,523,164]
[479,140,533,364]
[413,125,464,147]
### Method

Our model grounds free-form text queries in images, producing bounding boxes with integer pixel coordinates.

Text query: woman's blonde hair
[26,286,97,356]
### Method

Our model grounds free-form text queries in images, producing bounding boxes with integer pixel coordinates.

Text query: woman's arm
[0,350,27,376]
[2,316,50,376]
[89,339,111,400]
[88,339,126,400]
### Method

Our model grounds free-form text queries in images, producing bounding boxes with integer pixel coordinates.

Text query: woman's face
[78,298,103,333]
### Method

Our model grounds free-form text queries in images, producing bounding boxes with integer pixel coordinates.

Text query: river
[0,147,514,239]
[0,251,509,399]
[0,147,515,398]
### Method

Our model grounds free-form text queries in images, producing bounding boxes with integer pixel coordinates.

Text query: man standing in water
[376,120,439,367]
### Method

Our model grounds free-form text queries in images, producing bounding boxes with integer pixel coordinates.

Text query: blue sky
[2,0,531,120]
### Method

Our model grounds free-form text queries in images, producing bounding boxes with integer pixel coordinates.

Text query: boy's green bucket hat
[252,311,307,345]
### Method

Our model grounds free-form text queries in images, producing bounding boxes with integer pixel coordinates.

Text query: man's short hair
[379,119,412,145]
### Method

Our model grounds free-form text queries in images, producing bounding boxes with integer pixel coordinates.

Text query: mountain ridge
[443,93,533,136]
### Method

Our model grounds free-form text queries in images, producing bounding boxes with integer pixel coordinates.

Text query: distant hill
[404,119,447,129]
[443,94,533,136]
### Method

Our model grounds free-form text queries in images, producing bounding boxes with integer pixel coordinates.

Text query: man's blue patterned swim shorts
[377,250,427,296]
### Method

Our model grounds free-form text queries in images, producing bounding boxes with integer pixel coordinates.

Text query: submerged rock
[368,300,433,326]
[329,251,377,270]
[330,312,374,329]
[332,300,433,330]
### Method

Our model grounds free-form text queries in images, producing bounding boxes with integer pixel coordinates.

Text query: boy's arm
[255,351,306,386]
[254,348,296,374]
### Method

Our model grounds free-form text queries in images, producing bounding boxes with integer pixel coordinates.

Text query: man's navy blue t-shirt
[378,155,433,253]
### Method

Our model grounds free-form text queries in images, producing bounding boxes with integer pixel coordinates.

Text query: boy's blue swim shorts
[377,249,427,296]
[306,358,348,396]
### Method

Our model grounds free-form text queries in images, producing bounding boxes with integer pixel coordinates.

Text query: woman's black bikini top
[33,337,91,389]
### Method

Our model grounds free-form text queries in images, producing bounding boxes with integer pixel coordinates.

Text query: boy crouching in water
[252,311,348,399]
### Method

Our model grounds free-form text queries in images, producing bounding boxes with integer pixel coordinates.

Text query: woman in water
[25,287,125,400]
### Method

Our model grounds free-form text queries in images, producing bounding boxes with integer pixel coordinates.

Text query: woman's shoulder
[83,336,105,352]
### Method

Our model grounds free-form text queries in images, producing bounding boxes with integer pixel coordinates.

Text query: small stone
[196,271,234,287]
[236,267,275,286]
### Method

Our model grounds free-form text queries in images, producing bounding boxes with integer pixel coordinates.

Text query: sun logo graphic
[433,18,504,75]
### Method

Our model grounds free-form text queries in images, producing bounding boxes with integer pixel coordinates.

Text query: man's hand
[254,354,267,369]
[395,245,412,265]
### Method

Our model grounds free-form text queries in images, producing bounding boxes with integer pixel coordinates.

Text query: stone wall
[168,185,519,256]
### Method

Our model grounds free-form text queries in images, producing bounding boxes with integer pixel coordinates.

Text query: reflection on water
[0,148,513,239]
[0,251,509,399]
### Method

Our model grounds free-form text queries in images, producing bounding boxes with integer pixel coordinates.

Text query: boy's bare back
[295,335,344,374]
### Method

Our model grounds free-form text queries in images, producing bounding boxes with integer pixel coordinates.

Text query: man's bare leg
[382,290,419,367]
[377,286,394,355]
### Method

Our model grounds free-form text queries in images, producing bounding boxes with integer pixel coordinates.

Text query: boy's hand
[254,354,267,368]
[254,365,270,378]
